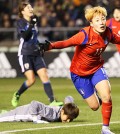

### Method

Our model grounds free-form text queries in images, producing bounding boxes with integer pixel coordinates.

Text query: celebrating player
[42,6,120,134]
[11,1,63,107]
[1,96,79,123]
[106,7,120,52]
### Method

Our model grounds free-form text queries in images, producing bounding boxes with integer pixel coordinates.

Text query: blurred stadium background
[0,0,120,78]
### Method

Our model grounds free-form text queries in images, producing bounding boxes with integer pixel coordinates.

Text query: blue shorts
[71,67,109,99]
[18,55,46,73]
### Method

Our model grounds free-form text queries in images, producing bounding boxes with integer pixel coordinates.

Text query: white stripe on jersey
[18,55,24,72]
[18,38,24,56]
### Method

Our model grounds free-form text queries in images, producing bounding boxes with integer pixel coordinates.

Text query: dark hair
[62,103,79,121]
[18,0,30,18]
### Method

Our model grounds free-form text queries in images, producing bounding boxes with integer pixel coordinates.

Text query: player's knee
[28,78,36,86]
[90,105,99,111]
[40,74,49,82]
[101,95,111,103]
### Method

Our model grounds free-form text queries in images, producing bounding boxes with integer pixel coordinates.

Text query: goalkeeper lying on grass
[0,96,79,123]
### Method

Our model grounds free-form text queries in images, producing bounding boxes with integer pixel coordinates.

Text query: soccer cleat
[49,100,63,106]
[101,127,115,134]
[11,92,20,107]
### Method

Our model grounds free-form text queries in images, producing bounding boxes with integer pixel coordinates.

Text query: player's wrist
[29,23,34,27]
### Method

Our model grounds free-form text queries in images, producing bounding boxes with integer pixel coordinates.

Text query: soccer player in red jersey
[42,6,120,134]
[106,7,120,52]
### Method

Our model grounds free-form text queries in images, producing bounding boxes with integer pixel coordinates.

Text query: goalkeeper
[11,0,63,107]
[0,96,79,123]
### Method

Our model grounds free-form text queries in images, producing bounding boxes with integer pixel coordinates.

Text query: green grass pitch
[0,78,120,134]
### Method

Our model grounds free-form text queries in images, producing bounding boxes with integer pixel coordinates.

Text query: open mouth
[100,26,105,29]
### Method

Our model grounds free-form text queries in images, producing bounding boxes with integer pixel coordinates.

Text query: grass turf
[0,78,120,134]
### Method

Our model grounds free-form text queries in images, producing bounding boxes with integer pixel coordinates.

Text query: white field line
[0,121,120,134]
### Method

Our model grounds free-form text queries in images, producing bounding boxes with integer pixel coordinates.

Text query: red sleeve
[111,32,120,44]
[51,31,85,49]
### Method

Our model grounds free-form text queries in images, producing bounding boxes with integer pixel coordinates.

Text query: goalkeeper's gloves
[43,40,52,51]
[30,15,38,26]
[37,42,45,57]
[38,40,52,52]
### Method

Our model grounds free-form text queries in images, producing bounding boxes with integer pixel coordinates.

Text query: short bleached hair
[85,6,107,22]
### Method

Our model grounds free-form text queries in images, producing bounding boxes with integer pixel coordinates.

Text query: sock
[43,82,54,102]
[17,81,29,96]
[101,101,112,126]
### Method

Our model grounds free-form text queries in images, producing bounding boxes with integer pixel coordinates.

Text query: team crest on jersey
[24,63,29,69]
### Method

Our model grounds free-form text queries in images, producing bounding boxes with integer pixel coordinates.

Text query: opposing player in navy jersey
[11,1,63,107]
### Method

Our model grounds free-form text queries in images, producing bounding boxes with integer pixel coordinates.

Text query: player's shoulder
[107,18,119,25]
[107,18,114,21]
[79,26,91,36]
[17,18,27,27]
[81,26,91,32]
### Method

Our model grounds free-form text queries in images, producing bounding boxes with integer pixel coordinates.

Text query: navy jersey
[17,18,40,56]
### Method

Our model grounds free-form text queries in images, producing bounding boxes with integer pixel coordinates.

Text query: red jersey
[51,26,120,76]
[106,18,120,52]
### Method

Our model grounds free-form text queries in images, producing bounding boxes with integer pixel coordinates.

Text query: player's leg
[37,68,63,106]
[0,109,17,122]
[96,80,114,134]
[92,67,114,134]
[35,56,63,106]
[12,55,36,107]
[0,104,32,122]
[12,70,35,107]
[37,68,54,101]
[71,72,100,111]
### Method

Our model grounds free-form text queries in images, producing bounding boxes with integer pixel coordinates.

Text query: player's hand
[43,40,52,51]
[37,42,45,56]
[38,40,52,55]
[30,15,38,26]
